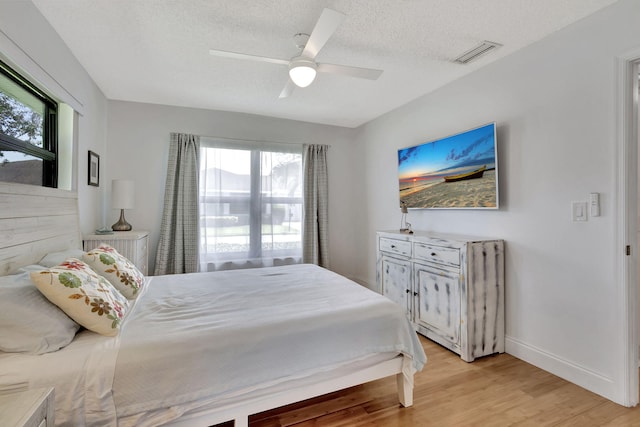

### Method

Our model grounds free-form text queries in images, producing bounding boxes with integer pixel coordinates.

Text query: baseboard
[505,335,621,404]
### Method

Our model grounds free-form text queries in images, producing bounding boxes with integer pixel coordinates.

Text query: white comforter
[2,264,426,426]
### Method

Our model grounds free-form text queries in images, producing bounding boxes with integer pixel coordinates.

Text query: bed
[0,183,426,426]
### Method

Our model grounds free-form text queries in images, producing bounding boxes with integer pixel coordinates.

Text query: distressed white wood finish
[377,230,505,362]
[83,230,149,275]
[380,255,412,315]
[0,183,81,276]
[415,264,461,345]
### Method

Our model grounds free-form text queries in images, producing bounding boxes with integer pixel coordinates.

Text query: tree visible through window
[0,60,57,187]
[199,140,303,271]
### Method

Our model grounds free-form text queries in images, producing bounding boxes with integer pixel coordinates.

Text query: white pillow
[0,271,80,354]
[19,264,47,273]
[31,259,130,337]
[39,249,86,268]
[83,244,144,299]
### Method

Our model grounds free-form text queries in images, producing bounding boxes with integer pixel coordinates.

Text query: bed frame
[0,182,414,427]
[169,357,411,427]
[0,183,81,276]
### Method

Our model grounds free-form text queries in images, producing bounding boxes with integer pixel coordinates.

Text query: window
[0,60,58,187]
[199,139,303,271]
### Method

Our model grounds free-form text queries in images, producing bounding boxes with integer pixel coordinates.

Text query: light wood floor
[233,336,640,426]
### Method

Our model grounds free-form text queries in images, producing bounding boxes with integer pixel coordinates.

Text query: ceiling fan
[208,8,383,98]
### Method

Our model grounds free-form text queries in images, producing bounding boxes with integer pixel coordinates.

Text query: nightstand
[83,230,149,275]
[0,387,54,427]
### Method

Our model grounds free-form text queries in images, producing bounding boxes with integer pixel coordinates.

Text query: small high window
[0,60,58,187]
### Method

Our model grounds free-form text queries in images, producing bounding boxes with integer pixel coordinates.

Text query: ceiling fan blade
[209,49,289,66]
[279,79,295,99]
[317,63,383,80]
[301,8,345,59]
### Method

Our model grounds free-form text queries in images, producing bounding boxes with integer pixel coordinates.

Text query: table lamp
[111,179,134,231]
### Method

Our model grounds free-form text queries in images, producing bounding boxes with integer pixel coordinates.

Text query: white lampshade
[112,179,135,210]
[289,57,317,88]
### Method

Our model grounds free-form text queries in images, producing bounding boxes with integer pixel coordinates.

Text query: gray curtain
[302,144,329,267]
[154,133,200,275]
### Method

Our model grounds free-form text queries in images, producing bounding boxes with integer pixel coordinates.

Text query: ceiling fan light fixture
[289,57,317,88]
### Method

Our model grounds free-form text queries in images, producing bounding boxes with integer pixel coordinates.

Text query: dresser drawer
[379,237,411,257]
[414,242,460,267]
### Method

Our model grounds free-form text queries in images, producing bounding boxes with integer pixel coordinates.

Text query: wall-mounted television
[398,122,498,209]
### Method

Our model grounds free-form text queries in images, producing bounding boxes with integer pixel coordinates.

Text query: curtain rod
[198,134,330,148]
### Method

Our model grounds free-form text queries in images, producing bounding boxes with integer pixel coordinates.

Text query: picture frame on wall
[88,150,100,187]
[398,122,499,209]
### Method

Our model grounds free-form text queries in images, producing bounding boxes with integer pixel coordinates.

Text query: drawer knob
[431,252,437,256]
[413,291,418,296]
[391,245,396,248]
[405,289,410,294]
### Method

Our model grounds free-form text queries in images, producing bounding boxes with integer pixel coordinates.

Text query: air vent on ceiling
[454,41,502,64]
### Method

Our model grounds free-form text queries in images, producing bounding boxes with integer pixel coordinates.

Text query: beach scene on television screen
[398,123,498,209]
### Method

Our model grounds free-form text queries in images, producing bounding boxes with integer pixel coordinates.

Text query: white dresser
[0,388,54,427]
[83,230,149,275]
[376,230,505,362]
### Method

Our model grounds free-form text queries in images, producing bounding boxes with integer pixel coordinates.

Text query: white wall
[352,0,640,404]
[105,101,359,277]
[0,0,108,234]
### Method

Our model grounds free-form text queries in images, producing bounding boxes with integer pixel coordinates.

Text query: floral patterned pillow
[30,258,129,337]
[82,244,144,299]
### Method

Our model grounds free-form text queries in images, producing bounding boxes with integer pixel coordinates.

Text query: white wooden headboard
[0,182,81,276]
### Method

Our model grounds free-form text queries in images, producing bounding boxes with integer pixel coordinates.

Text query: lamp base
[112,209,132,231]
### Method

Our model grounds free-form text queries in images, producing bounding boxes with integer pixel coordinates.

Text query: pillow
[82,244,144,299]
[0,271,80,354]
[39,249,86,268]
[19,264,47,273]
[31,259,130,337]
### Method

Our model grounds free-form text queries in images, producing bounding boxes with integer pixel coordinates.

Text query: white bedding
[1,264,426,426]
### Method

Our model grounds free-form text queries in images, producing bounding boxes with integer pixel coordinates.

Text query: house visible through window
[0,60,58,187]
[199,138,303,271]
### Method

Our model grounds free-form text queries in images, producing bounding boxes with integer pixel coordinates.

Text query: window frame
[0,60,58,187]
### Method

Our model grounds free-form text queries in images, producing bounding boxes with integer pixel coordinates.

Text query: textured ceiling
[32,0,618,128]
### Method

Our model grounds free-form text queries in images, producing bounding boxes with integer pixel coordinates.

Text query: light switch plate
[589,192,600,217]
[572,201,587,222]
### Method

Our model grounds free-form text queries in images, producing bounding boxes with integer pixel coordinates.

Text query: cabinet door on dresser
[414,263,460,345]
[380,255,412,316]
